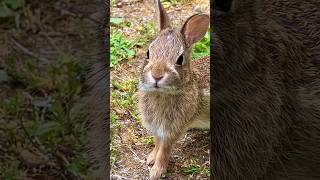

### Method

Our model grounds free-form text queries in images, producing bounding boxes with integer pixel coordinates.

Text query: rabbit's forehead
[149,30,184,60]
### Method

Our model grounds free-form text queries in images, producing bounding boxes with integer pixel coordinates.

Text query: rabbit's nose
[152,75,164,82]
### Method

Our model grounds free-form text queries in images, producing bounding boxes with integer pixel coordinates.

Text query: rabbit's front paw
[149,164,166,180]
[147,149,157,166]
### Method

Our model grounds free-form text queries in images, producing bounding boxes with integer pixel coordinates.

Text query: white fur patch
[145,123,166,140]
[148,71,155,83]
[155,127,166,139]
[179,46,184,55]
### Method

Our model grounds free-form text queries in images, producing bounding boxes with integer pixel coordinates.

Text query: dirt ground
[0,0,102,179]
[110,0,210,179]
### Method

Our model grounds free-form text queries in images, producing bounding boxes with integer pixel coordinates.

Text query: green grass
[110,78,140,165]
[0,94,23,115]
[0,0,25,18]
[66,154,92,178]
[144,136,154,145]
[137,20,156,41]
[192,29,210,60]
[110,79,140,126]
[161,0,181,7]
[182,164,202,175]
[110,30,137,68]
[110,17,142,69]
[181,160,210,177]
[1,54,94,179]
[0,162,26,180]
[111,79,138,110]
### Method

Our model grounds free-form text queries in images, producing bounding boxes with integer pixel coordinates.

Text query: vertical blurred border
[210,0,215,179]
[85,0,110,180]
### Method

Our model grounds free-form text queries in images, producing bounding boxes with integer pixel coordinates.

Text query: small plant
[110,30,137,68]
[111,79,138,109]
[0,0,25,18]
[161,0,180,7]
[182,164,202,175]
[0,162,26,180]
[202,166,210,177]
[144,136,154,145]
[192,29,210,59]
[66,154,91,178]
[2,54,93,178]
[137,20,156,42]
[0,94,24,115]
[181,159,209,177]
[111,111,119,125]
[110,148,118,166]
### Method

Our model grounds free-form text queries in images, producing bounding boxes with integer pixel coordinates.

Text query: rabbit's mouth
[138,82,181,93]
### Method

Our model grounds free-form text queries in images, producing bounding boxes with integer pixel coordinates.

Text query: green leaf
[110,17,122,25]
[182,164,201,175]
[4,0,25,10]
[34,121,60,136]
[0,2,13,17]
[0,70,9,83]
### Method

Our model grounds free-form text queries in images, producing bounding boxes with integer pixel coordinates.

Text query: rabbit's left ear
[154,0,171,31]
[181,14,209,47]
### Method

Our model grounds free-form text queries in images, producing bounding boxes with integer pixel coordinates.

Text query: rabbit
[137,0,210,179]
[212,0,320,179]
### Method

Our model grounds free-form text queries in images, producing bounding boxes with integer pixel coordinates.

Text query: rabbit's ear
[154,0,171,31]
[181,14,209,47]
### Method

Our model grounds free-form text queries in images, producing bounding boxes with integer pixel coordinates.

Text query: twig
[112,144,146,164]
[42,32,60,52]
[18,116,49,161]
[11,37,49,63]
[127,145,145,164]
[19,112,80,179]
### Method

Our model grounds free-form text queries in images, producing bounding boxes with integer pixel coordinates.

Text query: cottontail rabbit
[138,0,210,179]
[212,0,320,179]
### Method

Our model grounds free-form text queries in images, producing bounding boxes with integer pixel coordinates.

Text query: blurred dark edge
[210,1,215,180]
[215,0,233,12]
[84,0,110,180]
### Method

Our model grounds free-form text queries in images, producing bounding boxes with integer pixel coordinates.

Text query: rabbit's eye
[176,55,184,66]
[146,50,150,60]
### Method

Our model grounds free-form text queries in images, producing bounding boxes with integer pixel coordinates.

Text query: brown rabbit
[138,0,210,179]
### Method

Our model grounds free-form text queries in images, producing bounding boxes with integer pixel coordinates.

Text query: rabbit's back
[212,0,320,179]
[192,56,210,90]
[263,0,320,66]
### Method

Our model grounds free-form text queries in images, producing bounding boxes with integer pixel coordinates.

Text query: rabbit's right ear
[154,0,171,31]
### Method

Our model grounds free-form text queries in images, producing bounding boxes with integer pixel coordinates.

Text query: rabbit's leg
[147,136,160,165]
[149,137,174,179]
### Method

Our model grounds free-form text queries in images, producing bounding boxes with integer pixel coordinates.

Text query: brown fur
[138,1,210,179]
[212,0,320,179]
[192,56,210,89]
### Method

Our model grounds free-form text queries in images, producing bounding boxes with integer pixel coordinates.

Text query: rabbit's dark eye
[146,50,150,60]
[176,55,184,66]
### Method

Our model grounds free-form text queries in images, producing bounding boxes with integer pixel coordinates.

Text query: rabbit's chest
[140,97,195,138]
